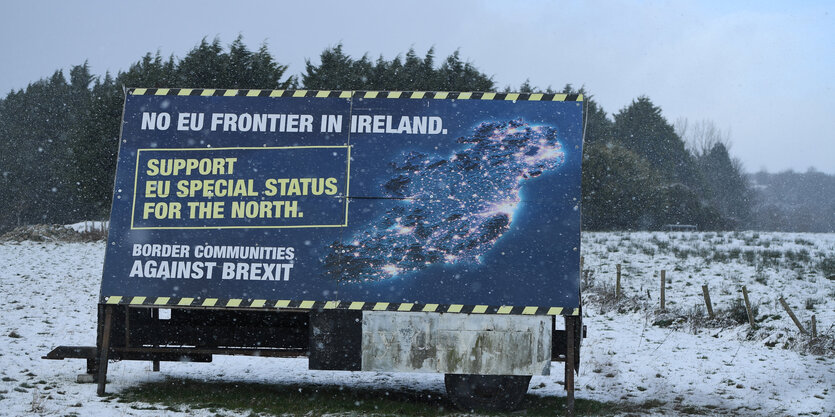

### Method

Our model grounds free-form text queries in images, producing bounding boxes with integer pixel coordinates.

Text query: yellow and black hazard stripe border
[103,296,580,316]
[128,88,583,102]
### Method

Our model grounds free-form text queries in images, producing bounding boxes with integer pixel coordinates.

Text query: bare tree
[675,118,732,158]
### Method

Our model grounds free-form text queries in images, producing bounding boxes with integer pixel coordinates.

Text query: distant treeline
[749,170,835,233]
[0,36,821,232]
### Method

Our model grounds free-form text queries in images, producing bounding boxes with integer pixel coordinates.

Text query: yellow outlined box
[130,146,351,230]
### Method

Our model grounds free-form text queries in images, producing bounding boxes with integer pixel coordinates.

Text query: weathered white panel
[361,311,551,375]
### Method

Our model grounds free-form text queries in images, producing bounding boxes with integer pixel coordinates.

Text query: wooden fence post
[702,284,714,318]
[741,286,755,328]
[660,270,666,311]
[616,264,622,300]
[811,315,817,337]
[778,296,807,334]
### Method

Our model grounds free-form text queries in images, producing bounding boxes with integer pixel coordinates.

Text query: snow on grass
[64,221,109,234]
[0,232,833,416]
[581,231,835,342]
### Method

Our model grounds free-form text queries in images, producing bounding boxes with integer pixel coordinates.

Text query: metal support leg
[86,357,97,376]
[150,308,160,372]
[565,315,576,417]
[97,305,113,396]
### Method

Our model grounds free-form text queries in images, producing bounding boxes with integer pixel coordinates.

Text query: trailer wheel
[444,374,531,411]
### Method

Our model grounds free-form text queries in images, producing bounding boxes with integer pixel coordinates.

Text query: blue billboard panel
[101,89,583,315]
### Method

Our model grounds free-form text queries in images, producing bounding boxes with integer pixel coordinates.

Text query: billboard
[101,89,583,315]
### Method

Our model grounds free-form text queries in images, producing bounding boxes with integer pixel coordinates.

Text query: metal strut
[96,305,113,396]
[565,315,576,417]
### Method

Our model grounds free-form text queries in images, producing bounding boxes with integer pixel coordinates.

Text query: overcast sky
[2,0,833,173]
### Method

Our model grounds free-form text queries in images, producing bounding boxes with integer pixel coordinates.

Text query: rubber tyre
[444,374,531,411]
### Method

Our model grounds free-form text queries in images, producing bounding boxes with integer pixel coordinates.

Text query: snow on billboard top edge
[100,89,583,315]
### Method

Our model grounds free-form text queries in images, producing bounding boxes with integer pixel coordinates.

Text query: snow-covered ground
[0,231,833,416]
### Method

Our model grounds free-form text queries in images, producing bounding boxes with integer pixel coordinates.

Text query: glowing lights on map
[324,119,566,283]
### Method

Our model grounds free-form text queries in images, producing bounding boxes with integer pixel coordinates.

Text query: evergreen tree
[0,37,756,233]
[119,52,177,88]
[676,118,754,228]
[351,55,375,89]
[696,142,752,228]
[177,37,227,87]
[226,36,253,88]
[583,99,613,146]
[0,36,295,231]
[402,48,424,89]
[613,96,697,185]
[302,45,494,91]
[302,44,356,90]
[436,50,493,91]
[0,70,78,227]
[69,74,122,218]
[609,96,729,228]
[548,85,621,230]
[658,183,727,230]
[250,43,292,88]
[581,142,663,230]
[420,48,436,89]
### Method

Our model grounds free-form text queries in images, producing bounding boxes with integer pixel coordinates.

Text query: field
[0,228,832,416]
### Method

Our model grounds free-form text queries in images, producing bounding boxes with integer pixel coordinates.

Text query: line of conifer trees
[0,36,753,232]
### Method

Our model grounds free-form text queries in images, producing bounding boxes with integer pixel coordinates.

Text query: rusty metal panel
[309,309,362,371]
[361,311,551,375]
